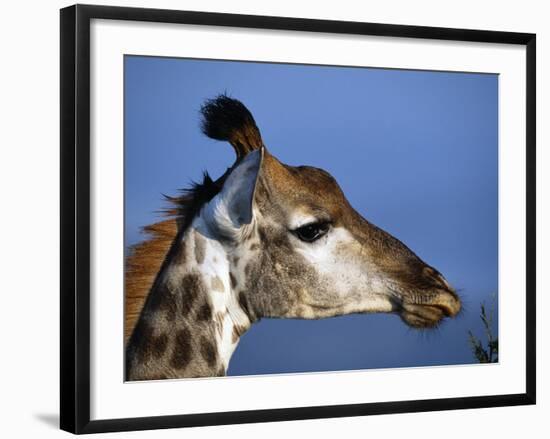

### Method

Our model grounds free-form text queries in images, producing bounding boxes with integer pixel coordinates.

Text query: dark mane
[163,172,223,229]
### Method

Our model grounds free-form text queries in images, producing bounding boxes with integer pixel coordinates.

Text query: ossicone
[200,94,264,159]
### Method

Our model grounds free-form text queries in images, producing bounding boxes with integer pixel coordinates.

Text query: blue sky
[125,56,498,375]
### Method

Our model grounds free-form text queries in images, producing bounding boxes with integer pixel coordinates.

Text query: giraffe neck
[126,215,251,380]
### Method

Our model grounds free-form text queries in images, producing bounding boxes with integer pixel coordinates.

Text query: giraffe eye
[293,221,331,243]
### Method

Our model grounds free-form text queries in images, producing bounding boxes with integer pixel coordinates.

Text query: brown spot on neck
[196,301,212,322]
[170,327,192,369]
[199,336,218,367]
[179,273,204,315]
[148,286,177,322]
[131,321,169,364]
[151,333,169,359]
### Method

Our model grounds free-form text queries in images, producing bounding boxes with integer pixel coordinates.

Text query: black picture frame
[60,4,536,434]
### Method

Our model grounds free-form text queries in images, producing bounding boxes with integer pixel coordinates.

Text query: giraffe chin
[399,304,447,328]
[398,291,461,329]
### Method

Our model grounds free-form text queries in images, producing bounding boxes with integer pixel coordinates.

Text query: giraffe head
[200,96,461,329]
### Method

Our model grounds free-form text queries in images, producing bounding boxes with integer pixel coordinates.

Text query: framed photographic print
[60,4,536,434]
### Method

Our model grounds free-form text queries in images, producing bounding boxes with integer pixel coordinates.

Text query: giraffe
[125,95,461,381]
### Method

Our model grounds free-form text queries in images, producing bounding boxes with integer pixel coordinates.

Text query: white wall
[0,0,546,437]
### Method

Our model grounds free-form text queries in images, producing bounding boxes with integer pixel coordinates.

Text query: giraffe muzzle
[399,288,461,328]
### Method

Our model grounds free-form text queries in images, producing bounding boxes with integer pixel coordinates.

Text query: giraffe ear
[205,148,264,236]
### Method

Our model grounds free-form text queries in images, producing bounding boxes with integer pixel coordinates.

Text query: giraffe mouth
[398,290,461,328]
